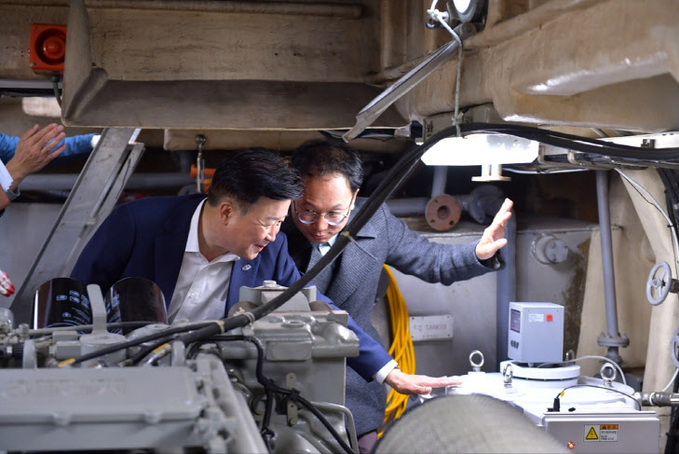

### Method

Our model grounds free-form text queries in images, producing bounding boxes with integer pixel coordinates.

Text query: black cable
[281,390,355,454]
[206,334,356,454]
[320,129,400,141]
[555,384,642,411]
[59,321,216,366]
[169,122,679,345]
[464,123,679,161]
[658,168,679,229]
[244,336,275,451]
[61,122,679,364]
[29,320,152,336]
[255,125,458,318]
[51,74,62,107]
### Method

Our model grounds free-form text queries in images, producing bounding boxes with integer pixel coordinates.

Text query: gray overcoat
[282,197,504,436]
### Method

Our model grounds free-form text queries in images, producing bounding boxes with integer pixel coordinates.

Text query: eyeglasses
[293,198,354,226]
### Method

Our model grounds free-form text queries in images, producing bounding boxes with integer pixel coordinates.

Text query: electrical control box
[508,302,564,364]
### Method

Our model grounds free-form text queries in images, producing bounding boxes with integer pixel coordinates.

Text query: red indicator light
[546,314,553,321]
[567,441,575,450]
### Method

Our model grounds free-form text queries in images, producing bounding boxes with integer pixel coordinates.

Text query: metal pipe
[1,0,363,17]
[637,392,679,407]
[431,167,448,197]
[0,78,61,89]
[343,37,465,141]
[597,170,619,336]
[386,198,429,217]
[19,173,194,191]
[496,209,516,367]
[595,170,628,363]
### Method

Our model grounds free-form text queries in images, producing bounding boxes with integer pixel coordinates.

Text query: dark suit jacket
[71,194,392,380]
[283,197,504,435]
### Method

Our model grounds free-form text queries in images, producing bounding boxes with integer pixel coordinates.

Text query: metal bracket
[343,24,475,142]
[285,372,299,426]
[195,134,206,193]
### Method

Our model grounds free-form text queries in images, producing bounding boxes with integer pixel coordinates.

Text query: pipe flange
[467,185,504,224]
[425,194,462,231]
[597,332,630,348]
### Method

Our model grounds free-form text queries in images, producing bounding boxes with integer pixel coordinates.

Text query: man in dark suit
[71,148,458,387]
[282,139,513,453]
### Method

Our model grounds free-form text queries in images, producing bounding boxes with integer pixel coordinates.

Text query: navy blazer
[71,194,392,380]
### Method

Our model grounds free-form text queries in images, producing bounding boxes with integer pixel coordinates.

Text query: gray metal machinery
[0,279,576,454]
[446,302,662,454]
[0,281,359,453]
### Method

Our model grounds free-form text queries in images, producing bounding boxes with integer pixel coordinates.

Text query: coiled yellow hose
[380,265,416,434]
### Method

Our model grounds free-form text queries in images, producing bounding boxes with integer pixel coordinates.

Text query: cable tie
[242,312,256,325]
[215,319,226,333]
[287,388,301,403]
[57,358,75,368]
[340,231,356,243]
[152,343,170,354]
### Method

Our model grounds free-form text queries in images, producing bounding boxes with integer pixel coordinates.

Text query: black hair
[207,148,303,212]
[290,139,364,193]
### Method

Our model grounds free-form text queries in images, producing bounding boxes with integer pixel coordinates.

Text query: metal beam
[10,128,143,324]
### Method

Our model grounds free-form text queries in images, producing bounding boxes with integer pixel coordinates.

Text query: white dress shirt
[167,199,240,322]
[0,161,17,201]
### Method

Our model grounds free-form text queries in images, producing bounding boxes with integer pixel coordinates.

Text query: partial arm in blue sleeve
[0,132,95,163]
[50,133,96,158]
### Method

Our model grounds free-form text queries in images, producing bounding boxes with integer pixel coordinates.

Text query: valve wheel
[646,261,672,306]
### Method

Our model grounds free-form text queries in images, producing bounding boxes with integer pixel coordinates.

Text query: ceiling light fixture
[420,133,539,181]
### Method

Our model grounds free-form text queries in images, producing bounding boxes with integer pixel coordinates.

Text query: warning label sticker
[585,426,599,441]
[584,424,619,442]
[528,313,545,323]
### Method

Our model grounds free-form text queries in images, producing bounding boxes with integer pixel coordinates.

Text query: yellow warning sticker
[585,426,599,441]
[584,424,619,442]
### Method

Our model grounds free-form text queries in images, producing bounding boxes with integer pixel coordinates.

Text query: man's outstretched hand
[384,368,461,395]
[475,198,513,261]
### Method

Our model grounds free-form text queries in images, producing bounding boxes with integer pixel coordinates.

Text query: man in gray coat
[282,139,513,454]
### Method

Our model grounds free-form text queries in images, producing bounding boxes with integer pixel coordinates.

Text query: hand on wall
[5,124,67,191]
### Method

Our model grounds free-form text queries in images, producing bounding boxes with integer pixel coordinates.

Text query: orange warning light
[567,441,575,450]
[29,23,67,74]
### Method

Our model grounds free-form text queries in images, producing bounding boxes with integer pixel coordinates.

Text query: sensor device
[508,302,564,364]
